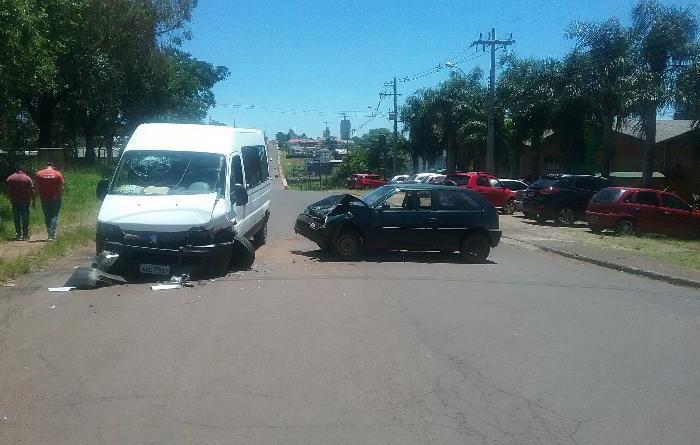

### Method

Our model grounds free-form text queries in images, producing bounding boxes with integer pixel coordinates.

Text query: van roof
[125,123,262,155]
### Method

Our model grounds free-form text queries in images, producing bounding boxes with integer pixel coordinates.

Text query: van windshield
[111,150,226,196]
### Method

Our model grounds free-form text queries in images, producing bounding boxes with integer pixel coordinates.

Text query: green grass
[573,231,700,270]
[0,168,102,240]
[0,226,95,282]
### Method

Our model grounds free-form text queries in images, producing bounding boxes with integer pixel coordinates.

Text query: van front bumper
[104,241,233,276]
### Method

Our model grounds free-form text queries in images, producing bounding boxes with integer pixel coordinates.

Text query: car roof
[392,183,469,191]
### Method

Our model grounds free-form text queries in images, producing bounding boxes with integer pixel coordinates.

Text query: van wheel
[333,230,362,259]
[556,207,575,226]
[615,219,635,236]
[230,236,255,270]
[253,221,268,247]
[501,200,515,215]
[460,233,490,263]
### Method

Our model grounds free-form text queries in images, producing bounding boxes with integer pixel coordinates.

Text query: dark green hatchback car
[294,184,501,262]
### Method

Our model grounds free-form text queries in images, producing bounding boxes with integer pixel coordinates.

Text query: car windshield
[111,150,226,196]
[531,178,558,188]
[360,185,393,206]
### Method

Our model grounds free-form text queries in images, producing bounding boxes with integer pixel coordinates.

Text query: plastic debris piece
[50,305,56,309]
[151,284,181,290]
[63,267,127,290]
[93,251,120,272]
[48,287,75,292]
[3,282,16,287]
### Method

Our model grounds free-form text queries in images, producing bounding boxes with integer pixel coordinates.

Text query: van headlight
[186,227,212,246]
[97,222,123,240]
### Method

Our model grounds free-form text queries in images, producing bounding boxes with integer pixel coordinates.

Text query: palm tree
[566,18,634,177]
[631,0,698,187]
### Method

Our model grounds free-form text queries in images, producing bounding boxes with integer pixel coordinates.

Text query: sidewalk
[500,216,700,289]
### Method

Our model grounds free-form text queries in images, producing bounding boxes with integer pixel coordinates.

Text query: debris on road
[63,267,127,290]
[48,287,75,292]
[151,274,194,291]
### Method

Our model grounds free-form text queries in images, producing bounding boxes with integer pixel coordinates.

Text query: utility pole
[471,28,515,174]
[381,78,402,176]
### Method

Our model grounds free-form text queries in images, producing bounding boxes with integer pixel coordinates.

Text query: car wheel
[501,199,515,215]
[615,219,635,236]
[556,207,576,226]
[536,214,548,223]
[253,221,268,247]
[230,236,255,270]
[523,211,536,219]
[460,233,491,263]
[333,230,362,259]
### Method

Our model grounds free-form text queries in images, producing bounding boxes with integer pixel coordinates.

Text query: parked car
[498,179,529,212]
[95,123,270,277]
[426,174,447,184]
[294,184,501,262]
[522,174,611,225]
[586,187,700,237]
[389,174,409,183]
[444,172,517,214]
[347,173,385,189]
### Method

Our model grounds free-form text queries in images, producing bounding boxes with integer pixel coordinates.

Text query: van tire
[230,236,255,270]
[253,221,268,247]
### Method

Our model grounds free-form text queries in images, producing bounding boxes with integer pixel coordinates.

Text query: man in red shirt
[6,166,36,240]
[35,162,65,241]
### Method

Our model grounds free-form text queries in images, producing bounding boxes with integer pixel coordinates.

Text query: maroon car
[347,173,385,190]
[586,187,700,237]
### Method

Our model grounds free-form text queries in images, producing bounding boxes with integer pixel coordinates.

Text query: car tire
[460,233,491,263]
[230,236,255,270]
[501,199,515,215]
[523,211,536,219]
[536,214,548,223]
[556,207,576,226]
[615,219,635,236]
[333,230,362,259]
[253,221,268,247]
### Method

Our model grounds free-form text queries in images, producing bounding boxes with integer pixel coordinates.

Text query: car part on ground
[63,267,128,290]
[230,236,256,270]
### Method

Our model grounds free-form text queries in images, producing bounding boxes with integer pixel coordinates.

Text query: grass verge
[0,225,95,282]
[572,230,700,270]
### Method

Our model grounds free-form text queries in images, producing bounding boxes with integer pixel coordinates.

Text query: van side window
[230,155,244,198]
[242,146,262,189]
[257,146,269,182]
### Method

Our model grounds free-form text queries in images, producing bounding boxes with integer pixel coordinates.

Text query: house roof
[617,120,697,143]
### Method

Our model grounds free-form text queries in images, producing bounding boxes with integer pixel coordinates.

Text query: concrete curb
[504,236,700,290]
[276,150,288,189]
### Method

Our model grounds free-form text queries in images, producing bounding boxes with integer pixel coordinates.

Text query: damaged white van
[95,123,271,276]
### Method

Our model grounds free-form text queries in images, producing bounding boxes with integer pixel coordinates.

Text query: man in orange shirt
[6,165,36,240]
[35,162,65,241]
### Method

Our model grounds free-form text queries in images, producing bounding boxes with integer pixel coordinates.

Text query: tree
[566,18,634,177]
[675,57,700,125]
[631,0,698,186]
[498,56,560,178]
[401,89,440,173]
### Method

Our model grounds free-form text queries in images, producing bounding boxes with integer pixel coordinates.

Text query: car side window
[416,190,432,209]
[489,178,504,188]
[242,146,262,189]
[574,177,595,191]
[477,176,490,187]
[622,191,634,203]
[661,194,691,210]
[384,191,407,209]
[437,190,479,210]
[634,191,659,206]
[257,146,269,182]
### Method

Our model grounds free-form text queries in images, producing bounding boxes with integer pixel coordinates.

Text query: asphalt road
[1,161,699,444]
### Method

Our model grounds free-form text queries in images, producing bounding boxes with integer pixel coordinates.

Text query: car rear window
[661,194,691,210]
[446,175,470,186]
[531,178,557,188]
[437,189,479,210]
[591,188,622,203]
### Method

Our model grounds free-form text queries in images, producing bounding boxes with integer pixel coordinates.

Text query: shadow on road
[290,249,496,265]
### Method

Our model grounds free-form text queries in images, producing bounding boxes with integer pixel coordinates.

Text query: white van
[96,123,271,276]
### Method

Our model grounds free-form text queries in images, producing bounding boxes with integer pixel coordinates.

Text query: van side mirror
[231,183,248,206]
[96,179,109,201]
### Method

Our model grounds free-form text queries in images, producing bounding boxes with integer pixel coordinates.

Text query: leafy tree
[630,0,698,186]
[675,60,700,125]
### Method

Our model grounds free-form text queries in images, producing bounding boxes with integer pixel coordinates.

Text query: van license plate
[139,264,170,275]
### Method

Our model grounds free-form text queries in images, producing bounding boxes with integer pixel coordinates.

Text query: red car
[586,187,700,237]
[445,172,516,214]
[347,173,385,190]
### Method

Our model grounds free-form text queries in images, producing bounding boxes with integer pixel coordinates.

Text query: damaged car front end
[294,194,369,250]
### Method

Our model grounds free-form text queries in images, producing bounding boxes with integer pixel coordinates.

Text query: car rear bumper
[585,211,618,227]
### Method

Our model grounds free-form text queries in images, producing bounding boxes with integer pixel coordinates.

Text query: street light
[444,61,467,76]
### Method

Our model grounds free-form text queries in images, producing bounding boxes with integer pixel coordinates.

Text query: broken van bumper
[104,241,233,276]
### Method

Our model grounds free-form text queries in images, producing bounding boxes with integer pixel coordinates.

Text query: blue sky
[182,0,696,138]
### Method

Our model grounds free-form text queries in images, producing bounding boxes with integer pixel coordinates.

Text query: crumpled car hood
[305,194,364,218]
